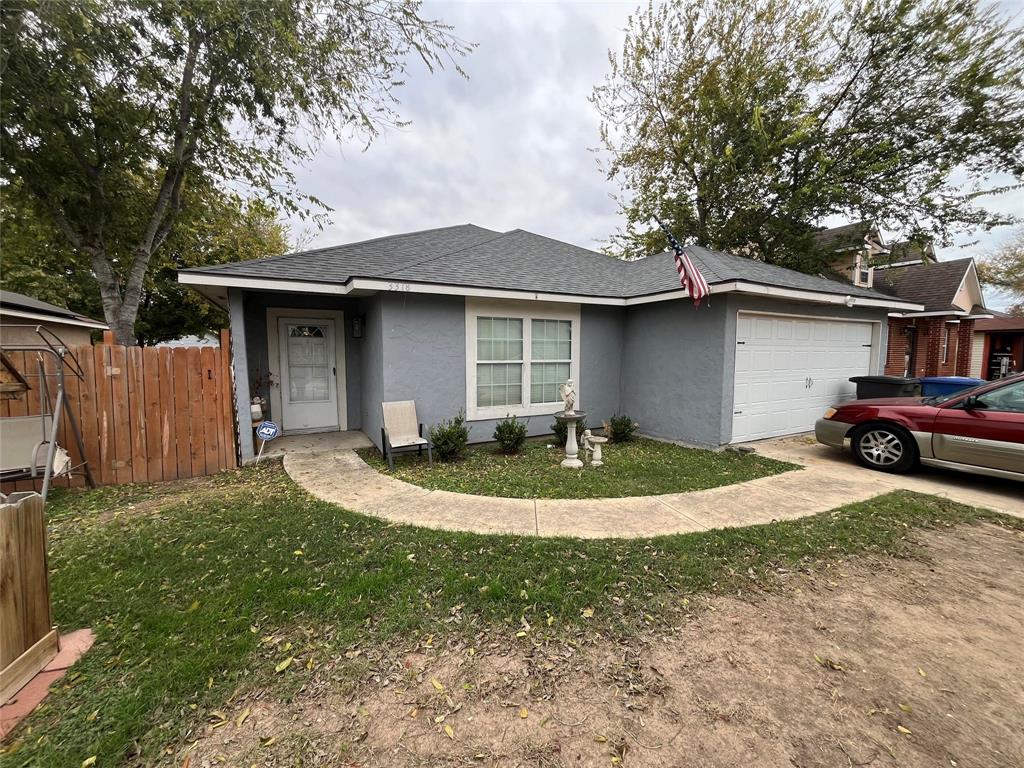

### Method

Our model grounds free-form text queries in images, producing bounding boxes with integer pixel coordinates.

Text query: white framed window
[466,298,581,420]
[942,324,952,363]
[853,254,874,287]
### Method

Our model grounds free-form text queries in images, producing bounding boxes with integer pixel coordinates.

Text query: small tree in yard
[592,0,1024,271]
[1,0,470,344]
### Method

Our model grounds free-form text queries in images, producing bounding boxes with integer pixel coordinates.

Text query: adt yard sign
[254,421,280,463]
[256,421,280,442]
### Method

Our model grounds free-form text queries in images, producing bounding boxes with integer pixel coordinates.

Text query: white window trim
[465,298,581,421]
[942,323,952,363]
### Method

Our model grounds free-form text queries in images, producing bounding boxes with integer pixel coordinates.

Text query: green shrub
[550,417,586,446]
[607,414,639,443]
[493,415,528,454]
[430,410,470,460]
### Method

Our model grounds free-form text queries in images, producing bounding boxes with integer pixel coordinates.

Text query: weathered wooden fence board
[1,338,237,491]
[0,492,57,704]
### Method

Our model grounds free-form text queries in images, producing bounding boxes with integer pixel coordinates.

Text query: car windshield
[922,381,990,406]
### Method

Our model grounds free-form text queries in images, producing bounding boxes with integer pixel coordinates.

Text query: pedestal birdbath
[554,378,585,469]
[553,410,587,468]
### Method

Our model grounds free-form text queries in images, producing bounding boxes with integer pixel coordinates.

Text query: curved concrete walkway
[283,436,1022,539]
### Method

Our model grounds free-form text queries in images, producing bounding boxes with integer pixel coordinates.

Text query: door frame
[730,310,883,443]
[266,307,347,433]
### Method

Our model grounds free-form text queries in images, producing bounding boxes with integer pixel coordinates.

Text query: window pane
[478,316,523,362]
[531,362,570,403]
[532,319,571,360]
[477,363,523,407]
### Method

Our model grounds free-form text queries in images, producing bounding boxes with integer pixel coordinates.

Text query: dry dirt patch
[187,524,1024,767]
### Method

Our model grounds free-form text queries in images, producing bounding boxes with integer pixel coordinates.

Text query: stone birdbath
[554,378,585,469]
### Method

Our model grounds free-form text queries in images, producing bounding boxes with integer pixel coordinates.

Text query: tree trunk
[89,246,144,346]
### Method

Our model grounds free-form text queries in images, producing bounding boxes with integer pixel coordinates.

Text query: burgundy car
[815,373,1024,480]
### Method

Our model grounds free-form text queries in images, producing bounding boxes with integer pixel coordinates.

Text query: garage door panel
[732,313,875,442]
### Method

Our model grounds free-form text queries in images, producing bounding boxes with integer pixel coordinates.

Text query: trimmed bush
[607,414,639,443]
[550,417,586,446]
[430,410,470,460]
[493,415,528,454]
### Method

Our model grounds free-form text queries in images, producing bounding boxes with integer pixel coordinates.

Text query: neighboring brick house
[814,222,993,378]
[971,316,1024,380]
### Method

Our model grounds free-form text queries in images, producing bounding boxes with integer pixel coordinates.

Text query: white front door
[732,312,875,442]
[277,318,339,432]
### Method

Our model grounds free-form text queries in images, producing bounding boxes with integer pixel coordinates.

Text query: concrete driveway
[748,434,1022,517]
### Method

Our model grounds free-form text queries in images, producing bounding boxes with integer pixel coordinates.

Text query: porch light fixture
[352,314,365,338]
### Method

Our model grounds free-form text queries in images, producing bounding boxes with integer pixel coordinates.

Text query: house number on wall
[386,282,412,292]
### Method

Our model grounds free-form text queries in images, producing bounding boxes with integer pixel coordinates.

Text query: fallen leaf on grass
[897,725,912,735]
[519,707,529,719]
[236,707,251,727]
[898,703,912,713]
[443,723,454,739]
[431,677,445,692]
[274,657,293,673]
[81,758,97,767]
[581,607,595,619]
[260,736,276,748]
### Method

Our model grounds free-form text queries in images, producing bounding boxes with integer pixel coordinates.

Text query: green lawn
[357,437,796,498]
[3,463,1020,767]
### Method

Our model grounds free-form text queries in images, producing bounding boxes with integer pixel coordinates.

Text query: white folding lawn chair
[380,400,433,470]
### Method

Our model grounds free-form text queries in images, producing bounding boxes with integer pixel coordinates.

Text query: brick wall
[884,318,912,376]
[955,319,975,376]
[884,316,978,379]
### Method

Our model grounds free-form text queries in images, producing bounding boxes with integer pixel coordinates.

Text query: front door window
[287,325,331,403]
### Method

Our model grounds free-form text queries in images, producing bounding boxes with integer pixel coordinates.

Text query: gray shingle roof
[872,258,975,312]
[181,224,910,303]
[812,221,881,252]
[0,290,106,326]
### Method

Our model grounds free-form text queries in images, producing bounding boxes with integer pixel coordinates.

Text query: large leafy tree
[2,179,288,344]
[592,0,1024,270]
[1,0,468,343]
[977,227,1024,315]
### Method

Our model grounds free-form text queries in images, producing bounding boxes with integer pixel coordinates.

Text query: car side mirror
[962,395,987,411]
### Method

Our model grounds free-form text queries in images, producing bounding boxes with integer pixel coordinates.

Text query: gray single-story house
[178,225,922,462]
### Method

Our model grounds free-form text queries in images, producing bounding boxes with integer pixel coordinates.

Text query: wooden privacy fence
[0,492,57,704]
[0,330,237,490]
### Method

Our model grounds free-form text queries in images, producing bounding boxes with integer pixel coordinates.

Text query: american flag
[656,218,711,307]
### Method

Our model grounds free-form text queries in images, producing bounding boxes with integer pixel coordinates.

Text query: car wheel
[850,423,917,474]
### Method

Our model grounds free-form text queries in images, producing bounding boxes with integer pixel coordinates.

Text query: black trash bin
[848,375,921,399]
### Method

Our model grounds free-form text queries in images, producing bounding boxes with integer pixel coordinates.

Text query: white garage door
[732,312,875,443]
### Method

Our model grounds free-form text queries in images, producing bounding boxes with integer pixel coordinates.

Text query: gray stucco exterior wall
[229,287,891,455]
[373,296,627,447]
[620,299,730,447]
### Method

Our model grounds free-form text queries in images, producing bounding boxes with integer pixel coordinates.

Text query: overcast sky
[286,0,1023,310]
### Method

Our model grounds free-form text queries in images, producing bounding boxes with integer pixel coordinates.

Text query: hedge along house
[178,225,922,463]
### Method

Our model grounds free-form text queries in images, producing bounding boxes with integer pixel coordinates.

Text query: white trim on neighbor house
[265,307,347,434]
[464,298,581,421]
[0,307,108,330]
[180,272,924,312]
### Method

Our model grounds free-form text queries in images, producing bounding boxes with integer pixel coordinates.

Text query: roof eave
[0,306,108,330]
[180,271,922,312]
